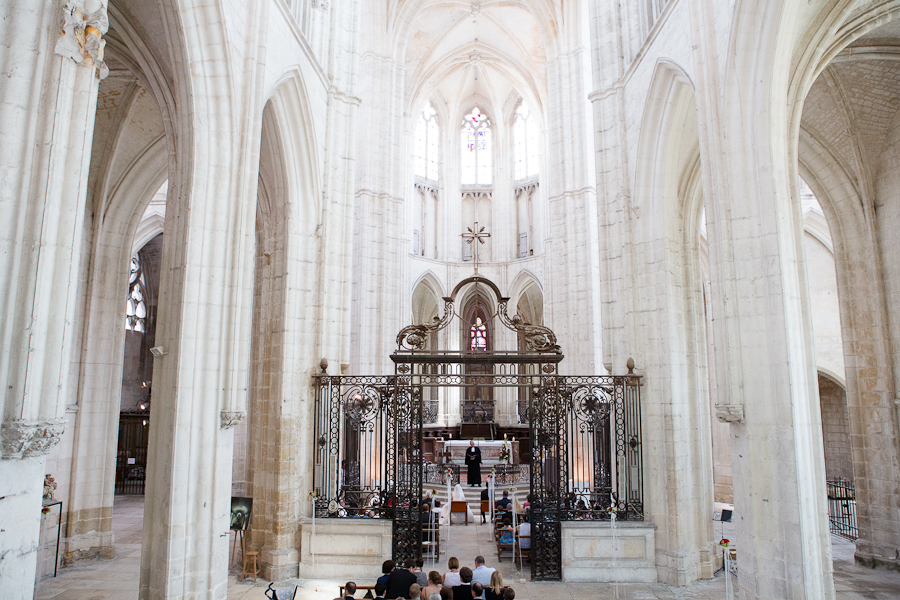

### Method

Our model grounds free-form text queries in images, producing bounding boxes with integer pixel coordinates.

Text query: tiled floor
[34,496,900,599]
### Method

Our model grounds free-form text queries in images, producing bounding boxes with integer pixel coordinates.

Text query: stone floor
[34,496,900,600]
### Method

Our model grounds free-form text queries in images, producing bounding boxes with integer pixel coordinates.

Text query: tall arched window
[461,107,492,185]
[415,102,439,181]
[125,255,147,333]
[513,102,539,181]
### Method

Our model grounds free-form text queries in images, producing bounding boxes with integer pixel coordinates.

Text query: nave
[34,495,900,600]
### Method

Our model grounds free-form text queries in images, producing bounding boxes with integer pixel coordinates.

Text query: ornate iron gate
[312,276,644,579]
[528,373,644,580]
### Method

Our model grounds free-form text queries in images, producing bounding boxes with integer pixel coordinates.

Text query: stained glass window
[415,102,440,181]
[470,317,487,351]
[461,107,492,185]
[125,255,147,333]
[513,102,539,180]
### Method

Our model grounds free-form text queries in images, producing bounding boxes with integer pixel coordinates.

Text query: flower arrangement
[499,441,511,463]
[719,538,730,548]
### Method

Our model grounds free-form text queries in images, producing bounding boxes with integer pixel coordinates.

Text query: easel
[230,529,245,569]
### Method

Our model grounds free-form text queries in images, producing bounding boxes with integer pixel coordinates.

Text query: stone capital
[1,418,67,459]
[715,404,743,423]
[220,410,246,429]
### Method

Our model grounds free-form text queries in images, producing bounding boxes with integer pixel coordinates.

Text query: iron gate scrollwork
[528,373,644,580]
[312,276,644,580]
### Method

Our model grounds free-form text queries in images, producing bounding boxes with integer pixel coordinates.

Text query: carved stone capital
[55,2,110,79]
[220,411,246,430]
[715,404,743,423]
[2,419,67,459]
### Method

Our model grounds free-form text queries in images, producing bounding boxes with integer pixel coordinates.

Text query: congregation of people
[345,556,515,600]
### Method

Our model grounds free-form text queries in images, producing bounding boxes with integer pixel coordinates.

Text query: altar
[434,440,519,465]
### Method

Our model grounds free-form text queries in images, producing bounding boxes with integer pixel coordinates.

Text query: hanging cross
[462,222,491,275]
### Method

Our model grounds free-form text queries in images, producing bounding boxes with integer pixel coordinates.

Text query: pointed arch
[629,59,716,586]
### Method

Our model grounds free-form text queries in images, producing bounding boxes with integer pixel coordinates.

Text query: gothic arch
[630,59,716,586]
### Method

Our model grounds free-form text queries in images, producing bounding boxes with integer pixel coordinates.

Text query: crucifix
[462,222,491,274]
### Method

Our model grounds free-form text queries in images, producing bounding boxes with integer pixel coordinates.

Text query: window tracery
[461,107,492,185]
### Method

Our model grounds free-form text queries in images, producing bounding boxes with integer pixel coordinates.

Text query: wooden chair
[514,534,531,564]
[496,526,514,562]
[422,525,441,563]
[450,500,469,525]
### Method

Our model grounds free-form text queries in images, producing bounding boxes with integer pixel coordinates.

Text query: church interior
[4,1,900,599]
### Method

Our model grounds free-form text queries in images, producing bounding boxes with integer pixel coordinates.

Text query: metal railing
[827,478,858,540]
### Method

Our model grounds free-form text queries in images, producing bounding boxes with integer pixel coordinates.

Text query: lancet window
[415,102,439,181]
[513,102,539,181]
[125,255,147,333]
[470,317,488,351]
[461,107,492,185]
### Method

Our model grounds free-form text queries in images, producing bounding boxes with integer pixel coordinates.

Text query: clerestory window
[461,107,492,185]
[415,102,440,181]
[513,102,539,181]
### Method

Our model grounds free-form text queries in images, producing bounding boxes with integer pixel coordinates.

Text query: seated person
[378,560,395,587]
[495,490,512,513]
[374,582,387,600]
[517,516,530,549]
[484,572,505,600]
[386,559,419,600]
[471,556,495,586]
[443,557,461,586]
[451,566,473,600]
[498,518,514,545]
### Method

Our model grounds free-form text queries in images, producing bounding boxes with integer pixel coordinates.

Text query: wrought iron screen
[528,375,644,580]
[311,276,644,579]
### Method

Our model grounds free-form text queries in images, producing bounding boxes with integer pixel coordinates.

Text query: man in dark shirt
[452,566,473,600]
[342,582,357,600]
[480,484,490,523]
[495,490,512,513]
[374,582,387,600]
[386,559,419,600]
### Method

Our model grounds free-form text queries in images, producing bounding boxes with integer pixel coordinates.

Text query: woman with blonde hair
[442,557,461,586]
[484,571,506,600]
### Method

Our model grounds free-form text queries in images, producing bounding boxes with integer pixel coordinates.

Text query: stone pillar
[137,3,267,598]
[0,1,104,595]
[544,12,602,376]
[350,8,407,375]
[699,39,834,600]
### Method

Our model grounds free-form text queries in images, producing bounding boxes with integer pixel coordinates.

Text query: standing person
[465,440,482,487]
[480,483,490,523]
[443,557,461,586]
[471,556,495,586]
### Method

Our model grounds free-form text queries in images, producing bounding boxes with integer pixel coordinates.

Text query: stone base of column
[261,547,299,581]
[62,506,114,566]
[0,457,44,599]
[855,541,900,572]
[297,518,392,580]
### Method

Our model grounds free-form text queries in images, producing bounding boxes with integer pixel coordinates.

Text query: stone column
[0,1,105,595]
[697,7,834,594]
[350,18,407,375]
[544,15,602,376]
[137,3,267,598]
